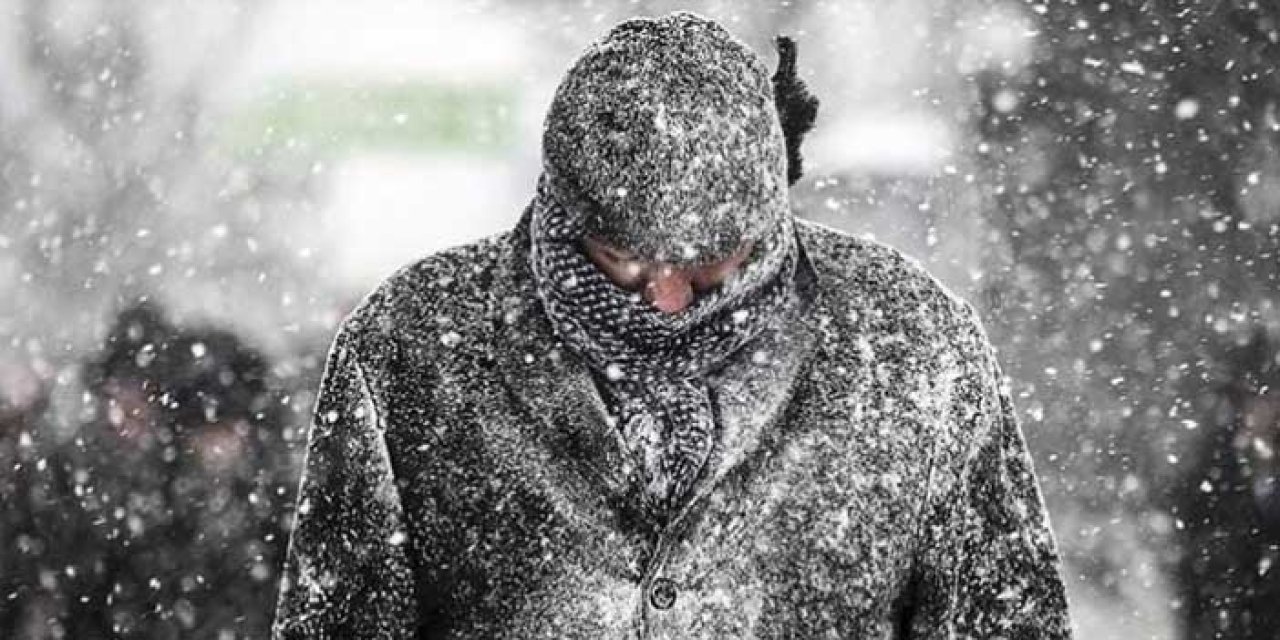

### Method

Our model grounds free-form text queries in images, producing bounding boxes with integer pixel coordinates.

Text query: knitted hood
[540,11,791,264]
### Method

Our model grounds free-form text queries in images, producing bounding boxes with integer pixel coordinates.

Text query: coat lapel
[485,211,648,545]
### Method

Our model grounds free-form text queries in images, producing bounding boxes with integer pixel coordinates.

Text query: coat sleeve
[272,326,418,639]
[907,302,1073,639]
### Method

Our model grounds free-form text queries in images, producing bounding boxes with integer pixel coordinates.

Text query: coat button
[649,577,677,610]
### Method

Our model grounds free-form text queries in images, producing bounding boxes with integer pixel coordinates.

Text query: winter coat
[272,213,1073,639]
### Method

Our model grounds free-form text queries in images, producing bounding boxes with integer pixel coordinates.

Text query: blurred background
[1,1,1278,638]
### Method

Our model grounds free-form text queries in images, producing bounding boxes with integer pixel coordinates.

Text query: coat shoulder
[337,230,515,350]
[794,221,1004,459]
[795,218,979,338]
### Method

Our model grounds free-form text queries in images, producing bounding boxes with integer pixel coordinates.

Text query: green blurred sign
[225,80,515,156]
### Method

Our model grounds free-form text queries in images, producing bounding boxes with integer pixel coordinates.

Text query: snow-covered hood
[540,11,790,264]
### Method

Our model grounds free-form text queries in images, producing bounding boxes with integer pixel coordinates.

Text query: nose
[644,265,694,314]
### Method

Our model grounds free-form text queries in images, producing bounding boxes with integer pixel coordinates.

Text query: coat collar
[485,206,833,542]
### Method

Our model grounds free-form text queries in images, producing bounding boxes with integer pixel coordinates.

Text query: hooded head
[529,13,815,520]
[540,11,790,264]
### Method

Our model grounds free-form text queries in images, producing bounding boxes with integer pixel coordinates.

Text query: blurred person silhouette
[0,360,53,640]
[8,301,294,639]
[1176,327,1280,640]
[274,12,1071,639]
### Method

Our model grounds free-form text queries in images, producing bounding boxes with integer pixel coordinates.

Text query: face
[1241,392,1279,459]
[582,236,754,313]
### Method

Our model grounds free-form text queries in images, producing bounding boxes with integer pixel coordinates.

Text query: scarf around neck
[528,174,800,524]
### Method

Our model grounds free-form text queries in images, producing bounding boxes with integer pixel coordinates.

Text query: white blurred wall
[224,0,537,289]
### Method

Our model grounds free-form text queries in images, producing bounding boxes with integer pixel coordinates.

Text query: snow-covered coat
[272,213,1073,639]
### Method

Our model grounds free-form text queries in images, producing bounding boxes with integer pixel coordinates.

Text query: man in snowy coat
[273,11,1073,639]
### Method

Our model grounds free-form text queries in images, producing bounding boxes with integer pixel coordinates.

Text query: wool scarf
[528,174,799,524]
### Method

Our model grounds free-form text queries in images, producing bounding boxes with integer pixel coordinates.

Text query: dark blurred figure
[1176,328,1280,639]
[0,360,54,639]
[7,301,295,639]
